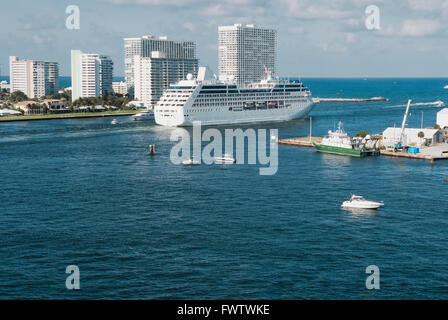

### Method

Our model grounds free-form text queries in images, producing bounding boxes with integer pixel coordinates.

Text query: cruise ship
[154,67,316,127]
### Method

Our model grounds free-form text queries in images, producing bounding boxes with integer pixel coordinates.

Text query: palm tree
[418,131,425,146]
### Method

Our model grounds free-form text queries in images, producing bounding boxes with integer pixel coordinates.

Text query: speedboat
[214,154,236,164]
[444,85,448,89]
[111,119,118,125]
[182,158,200,166]
[341,195,384,209]
[133,109,155,121]
[435,100,445,107]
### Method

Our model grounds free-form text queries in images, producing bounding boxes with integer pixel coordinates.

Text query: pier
[380,145,448,162]
[277,137,322,147]
[313,97,388,103]
[278,137,448,162]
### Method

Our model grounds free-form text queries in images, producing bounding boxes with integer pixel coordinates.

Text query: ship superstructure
[154,67,316,126]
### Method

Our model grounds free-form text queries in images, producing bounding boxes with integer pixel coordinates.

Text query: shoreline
[0,111,139,122]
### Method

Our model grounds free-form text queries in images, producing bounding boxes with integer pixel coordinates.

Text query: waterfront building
[133,52,198,107]
[382,127,445,148]
[124,35,196,95]
[218,24,276,86]
[9,56,59,98]
[42,99,69,113]
[112,81,128,96]
[14,100,44,115]
[126,100,146,109]
[71,50,114,102]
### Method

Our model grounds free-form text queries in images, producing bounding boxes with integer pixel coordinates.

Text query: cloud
[316,41,348,53]
[400,19,444,36]
[288,26,304,34]
[182,22,195,32]
[344,32,357,43]
[201,4,228,17]
[280,0,356,19]
[407,0,448,11]
[100,0,198,5]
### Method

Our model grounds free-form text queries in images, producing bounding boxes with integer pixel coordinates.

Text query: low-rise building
[382,127,445,148]
[14,100,44,115]
[112,81,128,95]
[42,99,69,113]
[126,100,145,109]
[93,105,106,112]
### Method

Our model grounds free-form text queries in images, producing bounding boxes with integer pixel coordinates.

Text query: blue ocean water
[0,78,448,299]
[0,76,124,89]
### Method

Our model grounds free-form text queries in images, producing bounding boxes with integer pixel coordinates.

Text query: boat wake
[386,100,445,108]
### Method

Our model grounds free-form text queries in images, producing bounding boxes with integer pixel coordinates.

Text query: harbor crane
[397,99,412,149]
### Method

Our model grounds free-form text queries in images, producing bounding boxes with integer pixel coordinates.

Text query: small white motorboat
[214,154,236,164]
[111,119,118,125]
[132,109,155,121]
[444,85,448,89]
[435,100,445,107]
[182,158,200,166]
[341,195,384,209]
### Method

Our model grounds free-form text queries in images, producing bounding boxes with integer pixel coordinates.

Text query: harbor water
[1,78,448,299]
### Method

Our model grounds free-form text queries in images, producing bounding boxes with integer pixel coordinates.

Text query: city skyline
[0,0,448,78]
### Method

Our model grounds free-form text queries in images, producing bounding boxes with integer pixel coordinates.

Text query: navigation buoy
[149,144,155,156]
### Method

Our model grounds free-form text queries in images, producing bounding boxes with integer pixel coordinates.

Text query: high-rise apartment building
[71,50,113,102]
[9,56,59,98]
[218,24,276,85]
[124,35,196,95]
[133,52,198,107]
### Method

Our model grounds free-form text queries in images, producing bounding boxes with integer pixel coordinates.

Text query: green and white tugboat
[313,122,380,157]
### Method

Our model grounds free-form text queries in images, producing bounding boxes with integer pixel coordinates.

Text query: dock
[380,145,448,163]
[278,137,322,147]
[278,137,448,162]
[313,97,388,103]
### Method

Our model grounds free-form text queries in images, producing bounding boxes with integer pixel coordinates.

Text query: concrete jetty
[279,137,448,162]
[380,145,448,163]
[313,97,388,103]
[278,137,322,147]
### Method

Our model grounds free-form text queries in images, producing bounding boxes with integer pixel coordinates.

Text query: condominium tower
[133,52,198,106]
[9,56,59,98]
[124,35,196,95]
[218,24,276,85]
[71,50,113,102]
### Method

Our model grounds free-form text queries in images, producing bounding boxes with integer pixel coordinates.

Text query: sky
[0,0,447,77]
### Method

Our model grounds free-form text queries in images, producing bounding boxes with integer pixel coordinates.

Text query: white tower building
[218,24,276,86]
[71,50,113,102]
[9,56,59,98]
[124,35,196,95]
[133,52,198,107]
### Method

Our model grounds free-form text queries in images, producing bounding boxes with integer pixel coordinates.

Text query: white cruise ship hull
[155,99,316,127]
[154,69,317,127]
